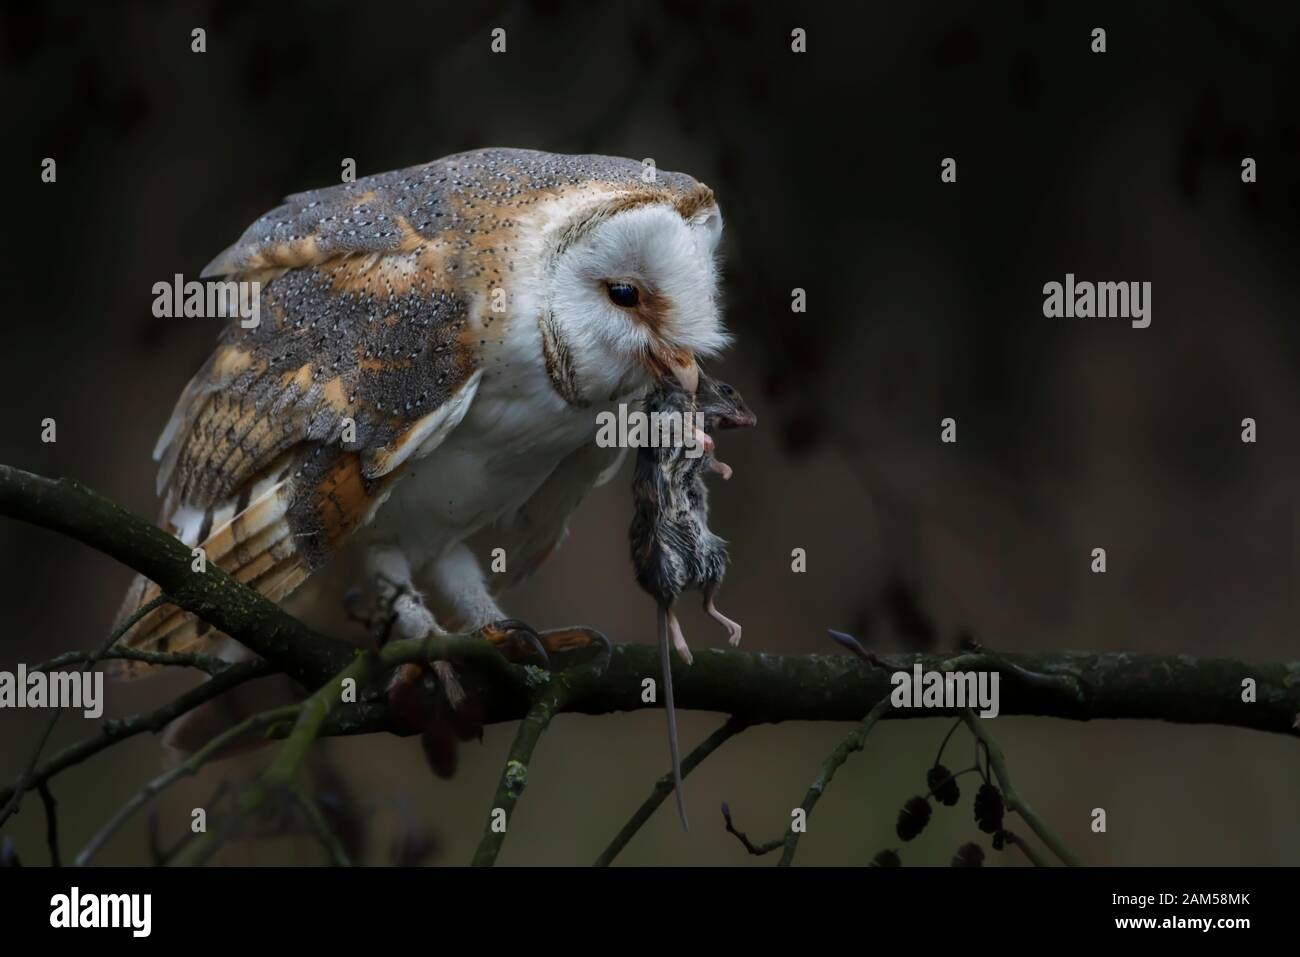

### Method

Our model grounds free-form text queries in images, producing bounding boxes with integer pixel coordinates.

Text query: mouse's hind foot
[705,596,743,647]
[666,609,694,665]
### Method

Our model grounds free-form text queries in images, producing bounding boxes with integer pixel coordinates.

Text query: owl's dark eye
[606,281,640,308]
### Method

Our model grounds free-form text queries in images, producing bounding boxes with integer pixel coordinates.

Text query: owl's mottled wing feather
[114,171,488,675]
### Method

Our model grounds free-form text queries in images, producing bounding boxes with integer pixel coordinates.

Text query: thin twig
[32,647,233,676]
[176,652,374,864]
[264,651,377,788]
[174,630,531,865]
[778,695,895,866]
[722,806,784,856]
[150,780,230,866]
[37,782,61,866]
[960,709,1081,867]
[0,594,169,827]
[0,659,273,812]
[472,679,572,867]
[292,785,353,866]
[146,807,164,865]
[75,705,300,866]
[721,697,896,865]
[933,717,962,767]
[169,801,241,867]
[171,632,537,866]
[595,715,749,866]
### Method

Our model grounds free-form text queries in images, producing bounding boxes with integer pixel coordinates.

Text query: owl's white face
[547,202,729,401]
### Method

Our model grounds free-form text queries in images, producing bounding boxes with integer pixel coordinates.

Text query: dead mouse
[629,370,755,827]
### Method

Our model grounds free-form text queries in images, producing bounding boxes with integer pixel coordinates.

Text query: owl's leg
[426,543,608,665]
[361,545,442,643]
[362,546,450,718]
[362,546,508,738]
[424,542,507,631]
[426,543,547,665]
[704,592,743,647]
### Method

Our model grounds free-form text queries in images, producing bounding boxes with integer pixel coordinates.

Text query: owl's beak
[646,345,699,393]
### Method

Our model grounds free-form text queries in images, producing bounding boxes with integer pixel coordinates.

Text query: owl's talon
[478,619,549,666]
[535,626,612,671]
[387,662,429,734]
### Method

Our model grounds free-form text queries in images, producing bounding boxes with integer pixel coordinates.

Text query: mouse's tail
[659,605,689,829]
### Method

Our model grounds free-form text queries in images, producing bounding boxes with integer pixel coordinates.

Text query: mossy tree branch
[472,678,574,867]
[74,705,302,866]
[3,464,1297,737]
[308,643,1300,738]
[778,695,895,866]
[596,715,749,867]
[0,465,353,687]
[3,465,1299,866]
[962,709,1082,867]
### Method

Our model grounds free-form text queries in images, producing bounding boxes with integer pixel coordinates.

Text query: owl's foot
[476,619,549,666]
[386,662,430,733]
[386,660,484,779]
[534,626,612,671]
[347,571,443,647]
[388,590,440,643]
[387,659,471,726]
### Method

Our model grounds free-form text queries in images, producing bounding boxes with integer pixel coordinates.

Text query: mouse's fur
[629,371,755,827]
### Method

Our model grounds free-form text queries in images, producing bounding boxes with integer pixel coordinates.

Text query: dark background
[0,0,1297,865]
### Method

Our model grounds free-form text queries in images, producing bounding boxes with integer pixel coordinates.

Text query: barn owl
[114,148,729,671]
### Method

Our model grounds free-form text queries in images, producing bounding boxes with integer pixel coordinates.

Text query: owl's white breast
[356,289,612,571]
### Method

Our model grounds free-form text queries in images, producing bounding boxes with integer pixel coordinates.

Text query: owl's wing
[114,175,484,675]
[477,440,627,594]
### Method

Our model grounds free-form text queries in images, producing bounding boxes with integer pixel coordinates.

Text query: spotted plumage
[115,148,730,673]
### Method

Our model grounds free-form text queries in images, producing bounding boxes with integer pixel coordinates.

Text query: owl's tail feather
[108,476,304,680]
